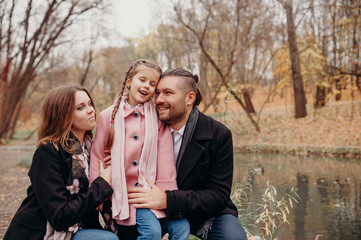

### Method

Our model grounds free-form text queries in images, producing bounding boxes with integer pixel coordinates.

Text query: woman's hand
[99,151,111,185]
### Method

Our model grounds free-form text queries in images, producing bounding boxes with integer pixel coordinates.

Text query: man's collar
[170,125,186,135]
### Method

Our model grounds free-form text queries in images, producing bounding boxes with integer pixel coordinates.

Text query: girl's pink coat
[89,104,177,226]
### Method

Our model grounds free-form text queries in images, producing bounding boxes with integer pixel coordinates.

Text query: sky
[109,0,154,37]
[10,0,171,52]
[99,0,172,46]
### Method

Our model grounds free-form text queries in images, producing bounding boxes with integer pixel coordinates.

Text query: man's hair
[162,68,203,106]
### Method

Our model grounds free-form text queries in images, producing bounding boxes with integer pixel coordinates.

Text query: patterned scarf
[44,133,92,240]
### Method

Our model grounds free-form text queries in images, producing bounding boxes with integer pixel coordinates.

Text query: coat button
[133,134,139,140]
[134,112,140,117]
[178,212,183,218]
[132,160,138,166]
[135,182,141,187]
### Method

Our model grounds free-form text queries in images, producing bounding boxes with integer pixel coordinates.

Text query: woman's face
[71,90,96,142]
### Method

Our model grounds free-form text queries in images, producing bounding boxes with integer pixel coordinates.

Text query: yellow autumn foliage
[273,35,327,91]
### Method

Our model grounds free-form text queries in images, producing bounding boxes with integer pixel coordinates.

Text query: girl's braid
[105,60,147,149]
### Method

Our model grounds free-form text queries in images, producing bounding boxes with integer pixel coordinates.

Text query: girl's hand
[99,157,112,186]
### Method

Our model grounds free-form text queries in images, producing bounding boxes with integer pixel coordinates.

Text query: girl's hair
[37,85,95,153]
[162,68,203,106]
[106,59,162,149]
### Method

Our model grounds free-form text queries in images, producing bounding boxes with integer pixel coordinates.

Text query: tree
[168,0,285,132]
[0,0,108,142]
[273,36,326,109]
[278,0,307,118]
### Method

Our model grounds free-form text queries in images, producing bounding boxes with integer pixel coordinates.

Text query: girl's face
[71,90,96,142]
[126,65,160,106]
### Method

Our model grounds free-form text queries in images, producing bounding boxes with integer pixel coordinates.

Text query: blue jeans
[73,229,119,240]
[205,214,247,240]
[160,215,190,240]
[136,208,161,240]
[136,208,190,240]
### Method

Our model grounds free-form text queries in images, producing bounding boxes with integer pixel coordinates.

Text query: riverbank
[235,144,361,159]
[212,100,361,159]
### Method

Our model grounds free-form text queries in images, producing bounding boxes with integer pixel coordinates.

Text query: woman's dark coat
[4,142,113,240]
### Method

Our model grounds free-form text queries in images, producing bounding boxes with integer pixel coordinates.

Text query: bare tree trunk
[313,1,329,109]
[353,2,360,92]
[351,76,355,119]
[8,98,24,139]
[0,0,15,136]
[242,88,256,114]
[315,85,326,108]
[357,76,361,92]
[331,0,338,97]
[79,48,93,86]
[0,77,29,141]
[335,77,342,101]
[283,0,307,118]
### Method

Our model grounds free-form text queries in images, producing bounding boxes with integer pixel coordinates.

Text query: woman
[4,85,118,240]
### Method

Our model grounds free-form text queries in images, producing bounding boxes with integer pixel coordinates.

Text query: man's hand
[128,177,167,210]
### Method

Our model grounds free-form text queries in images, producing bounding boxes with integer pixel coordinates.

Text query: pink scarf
[111,93,158,221]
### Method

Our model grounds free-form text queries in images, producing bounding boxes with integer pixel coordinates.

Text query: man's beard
[157,103,187,125]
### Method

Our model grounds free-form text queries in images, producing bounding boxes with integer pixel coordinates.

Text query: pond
[233,153,361,240]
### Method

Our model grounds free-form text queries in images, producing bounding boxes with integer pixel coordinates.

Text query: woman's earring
[127,85,130,89]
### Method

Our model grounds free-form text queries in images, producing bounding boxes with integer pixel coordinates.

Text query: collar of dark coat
[193,111,213,141]
[176,111,214,186]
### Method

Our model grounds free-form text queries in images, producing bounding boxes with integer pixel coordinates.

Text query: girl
[4,85,118,240]
[90,60,190,240]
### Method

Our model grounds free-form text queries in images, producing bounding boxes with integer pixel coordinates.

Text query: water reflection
[233,153,361,240]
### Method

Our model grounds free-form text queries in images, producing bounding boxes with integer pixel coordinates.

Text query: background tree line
[0,0,360,142]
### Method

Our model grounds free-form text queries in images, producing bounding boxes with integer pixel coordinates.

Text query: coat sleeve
[165,127,233,220]
[155,121,178,191]
[30,144,113,232]
[89,110,110,183]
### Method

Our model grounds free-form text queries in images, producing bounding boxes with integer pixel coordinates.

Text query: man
[128,68,247,240]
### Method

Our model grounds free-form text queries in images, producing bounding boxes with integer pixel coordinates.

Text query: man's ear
[186,92,196,106]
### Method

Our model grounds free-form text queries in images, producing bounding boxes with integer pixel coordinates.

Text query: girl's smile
[126,65,160,107]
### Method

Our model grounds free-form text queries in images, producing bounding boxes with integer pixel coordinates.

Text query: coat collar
[193,112,213,141]
[176,112,213,186]
[123,102,145,118]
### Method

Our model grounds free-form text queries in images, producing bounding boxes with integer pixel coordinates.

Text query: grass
[17,154,33,168]
[12,129,36,140]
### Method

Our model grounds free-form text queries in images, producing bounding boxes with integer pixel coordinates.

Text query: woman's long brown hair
[37,85,95,153]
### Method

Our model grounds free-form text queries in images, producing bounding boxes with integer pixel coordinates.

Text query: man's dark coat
[166,111,238,233]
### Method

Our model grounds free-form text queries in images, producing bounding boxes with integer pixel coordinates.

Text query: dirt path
[0,146,34,239]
